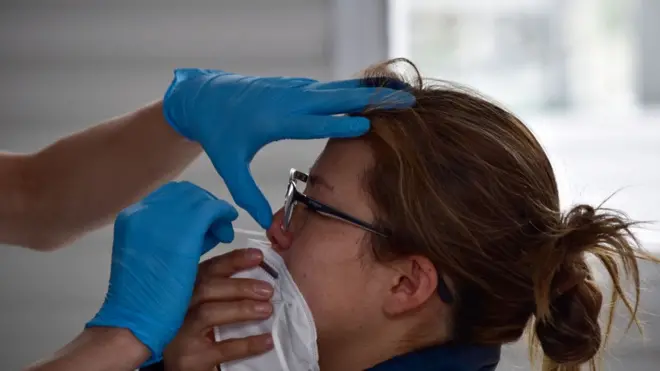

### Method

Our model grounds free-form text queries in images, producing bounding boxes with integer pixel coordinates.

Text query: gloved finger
[202,221,234,254]
[305,88,415,115]
[191,277,274,308]
[201,232,221,257]
[310,77,413,90]
[210,221,235,244]
[259,76,318,87]
[218,162,272,229]
[201,221,234,256]
[198,249,264,278]
[187,300,273,334]
[172,68,209,83]
[143,181,212,205]
[194,68,230,74]
[203,333,274,368]
[124,182,191,216]
[307,78,363,90]
[141,181,188,201]
[195,198,240,225]
[277,115,370,140]
[195,200,239,255]
[195,186,221,202]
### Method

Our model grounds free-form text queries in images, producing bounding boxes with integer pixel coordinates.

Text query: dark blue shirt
[367,344,501,371]
[141,344,500,371]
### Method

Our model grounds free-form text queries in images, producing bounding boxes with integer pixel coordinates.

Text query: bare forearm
[0,152,30,245]
[0,101,201,250]
[25,328,150,371]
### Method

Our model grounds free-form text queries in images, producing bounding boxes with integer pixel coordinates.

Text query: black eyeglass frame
[283,169,388,237]
[281,168,454,304]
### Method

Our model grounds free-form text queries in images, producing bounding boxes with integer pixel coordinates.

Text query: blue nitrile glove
[162,69,415,228]
[86,181,238,365]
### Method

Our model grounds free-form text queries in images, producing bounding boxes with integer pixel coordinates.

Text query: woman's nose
[267,208,293,251]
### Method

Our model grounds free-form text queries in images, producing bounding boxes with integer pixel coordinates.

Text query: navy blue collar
[366,343,501,371]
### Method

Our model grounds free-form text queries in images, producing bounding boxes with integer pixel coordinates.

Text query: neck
[318,338,402,371]
[318,325,439,371]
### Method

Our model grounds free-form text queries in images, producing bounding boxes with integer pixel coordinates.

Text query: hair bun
[535,273,603,365]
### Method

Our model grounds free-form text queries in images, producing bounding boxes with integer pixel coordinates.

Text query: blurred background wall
[1,0,659,369]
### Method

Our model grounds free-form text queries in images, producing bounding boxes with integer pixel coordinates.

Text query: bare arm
[0,101,201,250]
[24,328,150,371]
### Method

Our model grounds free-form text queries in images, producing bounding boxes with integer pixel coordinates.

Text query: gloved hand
[86,181,238,365]
[162,69,415,228]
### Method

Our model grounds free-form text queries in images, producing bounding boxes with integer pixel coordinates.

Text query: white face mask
[213,238,319,371]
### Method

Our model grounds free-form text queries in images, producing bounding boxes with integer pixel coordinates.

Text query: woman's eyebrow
[307,174,335,192]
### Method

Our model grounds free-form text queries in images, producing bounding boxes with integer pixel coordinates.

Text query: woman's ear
[382,255,439,316]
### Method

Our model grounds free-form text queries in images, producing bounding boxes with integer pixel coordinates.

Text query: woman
[156,59,656,371]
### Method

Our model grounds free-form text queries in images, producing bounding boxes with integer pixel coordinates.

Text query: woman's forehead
[313,139,373,173]
[309,140,374,206]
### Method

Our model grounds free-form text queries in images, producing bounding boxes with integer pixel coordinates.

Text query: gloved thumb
[195,197,239,255]
[221,163,273,229]
[213,220,236,242]
[202,221,235,256]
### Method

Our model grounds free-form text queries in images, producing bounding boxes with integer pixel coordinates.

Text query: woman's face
[266,138,392,347]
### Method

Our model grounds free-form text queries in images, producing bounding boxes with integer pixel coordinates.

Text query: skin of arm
[24,328,150,371]
[0,101,202,251]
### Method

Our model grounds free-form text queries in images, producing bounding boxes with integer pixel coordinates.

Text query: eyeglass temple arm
[290,168,386,237]
[303,196,387,237]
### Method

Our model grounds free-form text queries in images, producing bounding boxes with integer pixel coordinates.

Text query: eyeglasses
[282,168,387,237]
[281,168,454,304]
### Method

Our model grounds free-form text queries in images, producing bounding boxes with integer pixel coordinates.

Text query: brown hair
[358,58,656,371]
